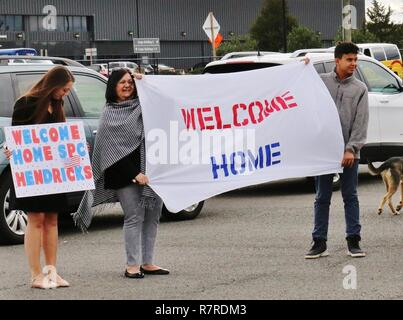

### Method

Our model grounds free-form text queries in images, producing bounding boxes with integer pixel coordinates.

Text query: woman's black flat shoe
[124,270,145,279]
[140,267,170,275]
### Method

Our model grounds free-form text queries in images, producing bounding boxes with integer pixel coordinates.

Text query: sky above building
[365,0,403,23]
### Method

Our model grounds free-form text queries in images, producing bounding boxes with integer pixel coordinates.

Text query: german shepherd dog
[368,157,403,215]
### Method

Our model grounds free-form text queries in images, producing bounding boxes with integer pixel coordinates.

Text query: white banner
[136,63,344,212]
[4,121,95,198]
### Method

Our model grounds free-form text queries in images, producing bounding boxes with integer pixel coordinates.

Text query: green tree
[396,25,403,49]
[366,0,397,43]
[287,26,322,52]
[250,0,298,52]
[334,27,379,44]
[216,34,258,56]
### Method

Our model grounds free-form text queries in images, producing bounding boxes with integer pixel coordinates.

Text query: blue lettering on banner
[43,169,53,184]
[32,147,44,162]
[77,143,86,157]
[25,171,34,186]
[12,149,24,165]
[58,145,67,159]
[60,167,67,182]
[211,155,230,179]
[22,129,32,144]
[230,152,246,175]
[74,166,85,181]
[211,142,281,180]
[58,126,69,141]
[39,128,48,143]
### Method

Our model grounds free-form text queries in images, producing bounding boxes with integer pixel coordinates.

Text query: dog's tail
[367,160,390,176]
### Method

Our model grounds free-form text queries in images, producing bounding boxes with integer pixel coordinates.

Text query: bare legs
[25,212,68,288]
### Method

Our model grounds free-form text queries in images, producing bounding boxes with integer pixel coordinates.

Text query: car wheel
[161,201,204,221]
[0,170,26,245]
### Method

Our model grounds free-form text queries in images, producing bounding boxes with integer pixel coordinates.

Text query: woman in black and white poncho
[73,68,169,278]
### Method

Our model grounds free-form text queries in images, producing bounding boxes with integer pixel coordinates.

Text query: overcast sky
[365,0,403,23]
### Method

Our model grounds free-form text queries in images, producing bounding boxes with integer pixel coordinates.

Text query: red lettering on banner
[49,128,59,142]
[52,168,62,183]
[12,130,22,145]
[181,108,196,130]
[31,129,40,144]
[15,172,26,187]
[66,167,75,181]
[233,104,248,127]
[214,106,231,129]
[43,146,53,161]
[201,107,215,130]
[67,143,76,158]
[180,91,299,130]
[23,149,33,163]
[249,101,265,124]
[197,108,206,130]
[33,170,44,184]
[84,165,93,179]
[70,125,80,139]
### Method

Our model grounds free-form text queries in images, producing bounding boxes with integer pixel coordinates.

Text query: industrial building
[0,0,365,68]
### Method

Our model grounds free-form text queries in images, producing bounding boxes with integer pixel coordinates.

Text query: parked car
[138,63,154,75]
[220,51,278,60]
[6,58,54,65]
[204,52,403,189]
[0,62,203,244]
[0,55,85,67]
[356,43,403,78]
[108,61,139,75]
[157,63,176,74]
[88,63,109,77]
[289,48,334,57]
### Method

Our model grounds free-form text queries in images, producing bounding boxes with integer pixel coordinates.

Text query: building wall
[288,0,365,41]
[0,0,365,67]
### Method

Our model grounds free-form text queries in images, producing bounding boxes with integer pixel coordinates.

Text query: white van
[357,43,403,78]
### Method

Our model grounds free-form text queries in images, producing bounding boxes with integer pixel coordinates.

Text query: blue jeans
[312,160,361,241]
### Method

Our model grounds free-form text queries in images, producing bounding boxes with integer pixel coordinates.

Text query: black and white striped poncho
[72,98,158,232]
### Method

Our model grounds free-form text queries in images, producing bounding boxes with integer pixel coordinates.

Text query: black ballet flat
[140,267,170,275]
[124,270,145,279]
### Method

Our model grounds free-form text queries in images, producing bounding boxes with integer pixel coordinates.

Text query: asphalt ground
[1,166,403,300]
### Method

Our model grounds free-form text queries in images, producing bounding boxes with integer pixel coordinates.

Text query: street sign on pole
[85,48,97,56]
[202,13,220,42]
[133,38,160,54]
[203,12,220,60]
[85,48,97,65]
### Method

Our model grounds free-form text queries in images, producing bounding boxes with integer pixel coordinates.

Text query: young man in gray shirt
[305,42,369,259]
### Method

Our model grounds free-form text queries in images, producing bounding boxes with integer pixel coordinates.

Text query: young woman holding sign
[4,66,75,289]
[73,68,169,279]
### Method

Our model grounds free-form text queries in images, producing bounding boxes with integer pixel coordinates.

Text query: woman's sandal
[31,273,57,289]
[43,265,70,288]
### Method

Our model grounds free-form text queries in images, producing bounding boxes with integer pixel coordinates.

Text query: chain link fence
[74,55,219,75]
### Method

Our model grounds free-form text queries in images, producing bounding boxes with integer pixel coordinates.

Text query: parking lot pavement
[1,167,403,300]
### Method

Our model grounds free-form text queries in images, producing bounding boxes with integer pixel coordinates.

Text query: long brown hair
[23,66,75,123]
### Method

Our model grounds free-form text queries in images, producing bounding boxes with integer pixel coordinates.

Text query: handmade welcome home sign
[4,121,95,198]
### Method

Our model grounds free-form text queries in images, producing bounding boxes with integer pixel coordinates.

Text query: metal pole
[209,12,217,60]
[282,0,287,52]
[343,0,352,42]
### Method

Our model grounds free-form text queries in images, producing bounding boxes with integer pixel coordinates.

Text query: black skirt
[9,184,68,213]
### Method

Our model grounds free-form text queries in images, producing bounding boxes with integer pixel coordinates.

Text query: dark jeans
[312,160,361,241]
